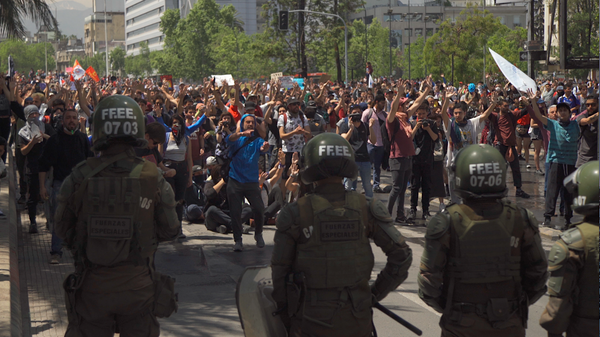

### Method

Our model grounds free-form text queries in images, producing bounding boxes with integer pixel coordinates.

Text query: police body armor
[292,192,374,327]
[444,200,526,325]
[556,222,599,320]
[67,153,159,269]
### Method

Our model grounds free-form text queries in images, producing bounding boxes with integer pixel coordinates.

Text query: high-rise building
[84,13,126,56]
[125,0,179,56]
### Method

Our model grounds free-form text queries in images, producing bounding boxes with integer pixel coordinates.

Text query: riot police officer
[55,95,180,336]
[418,144,548,337]
[271,133,413,337]
[539,160,599,337]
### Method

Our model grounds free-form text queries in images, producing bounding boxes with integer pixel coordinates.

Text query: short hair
[454,101,469,113]
[31,93,45,102]
[145,122,166,144]
[586,94,599,101]
[565,83,573,89]
[52,99,66,107]
[374,94,386,103]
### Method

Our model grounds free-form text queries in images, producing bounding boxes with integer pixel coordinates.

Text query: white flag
[489,48,537,94]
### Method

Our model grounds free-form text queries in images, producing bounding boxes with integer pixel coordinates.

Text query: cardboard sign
[211,74,234,86]
[319,74,331,83]
[280,76,295,89]
[270,72,283,81]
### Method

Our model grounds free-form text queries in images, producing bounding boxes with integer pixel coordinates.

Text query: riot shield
[236,265,288,337]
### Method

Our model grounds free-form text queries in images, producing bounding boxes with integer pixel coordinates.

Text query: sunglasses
[585,103,596,106]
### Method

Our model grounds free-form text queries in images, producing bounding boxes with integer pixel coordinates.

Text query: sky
[24,0,93,39]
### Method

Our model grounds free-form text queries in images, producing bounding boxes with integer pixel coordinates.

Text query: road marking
[395,286,442,317]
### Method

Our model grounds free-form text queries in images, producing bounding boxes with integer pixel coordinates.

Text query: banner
[72,60,86,80]
[489,48,537,94]
[86,66,100,82]
[160,75,173,89]
[211,74,234,86]
[280,76,295,89]
[270,72,283,81]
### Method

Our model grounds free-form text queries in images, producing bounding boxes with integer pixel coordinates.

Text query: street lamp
[387,9,392,78]
[363,4,368,65]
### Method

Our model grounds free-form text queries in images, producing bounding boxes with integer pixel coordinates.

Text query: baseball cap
[244,101,256,110]
[556,86,564,90]
[305,100,317,110]
[206,156,218,166]
[537,98,546,104]
[287,97,301,104]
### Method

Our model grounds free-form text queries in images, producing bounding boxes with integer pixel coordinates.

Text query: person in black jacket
[39,108,93,263]
[203,156,251,234]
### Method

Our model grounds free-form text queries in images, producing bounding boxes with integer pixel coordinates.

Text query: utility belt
[448,297,526,328]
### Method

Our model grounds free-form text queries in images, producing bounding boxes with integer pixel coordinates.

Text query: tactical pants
[65,285,158,337]
[439,312,524,337]
[289,302,372,337]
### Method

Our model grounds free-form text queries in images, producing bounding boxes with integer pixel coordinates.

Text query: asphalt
[1,148,576,336]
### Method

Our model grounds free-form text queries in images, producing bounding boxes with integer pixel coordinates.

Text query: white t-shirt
[443,115,485,166]
[277,112,308,153]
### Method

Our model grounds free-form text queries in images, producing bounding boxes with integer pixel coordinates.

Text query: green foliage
[125,42,153,77]
[0,39,55,72]
[408,5,526,83]
[127,0,394,81]
[0,0,58,38]
[110,47,126,74]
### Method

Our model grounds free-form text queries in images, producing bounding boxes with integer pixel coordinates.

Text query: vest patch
[88,216,133,239]
[320,220,359,241]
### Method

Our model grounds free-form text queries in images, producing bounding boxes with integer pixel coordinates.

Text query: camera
[222,121,229,128]
[420,119,433,128]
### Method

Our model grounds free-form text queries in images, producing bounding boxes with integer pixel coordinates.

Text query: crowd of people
[1,69,598,255]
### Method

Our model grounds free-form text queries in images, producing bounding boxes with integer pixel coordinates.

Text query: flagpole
[104,0,109,78]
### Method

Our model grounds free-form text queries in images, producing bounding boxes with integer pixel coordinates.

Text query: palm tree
[0,0,58,38]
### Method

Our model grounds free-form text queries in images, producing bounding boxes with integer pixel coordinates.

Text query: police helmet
[452,144,508,199]
[301,133,357,184]
[564,161,599,217]
[92,95,147,151]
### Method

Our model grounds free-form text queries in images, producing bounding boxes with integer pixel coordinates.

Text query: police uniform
[271,133,413,337]
[539,160,599,337]
[417,144,548,337]
[55,95,180,337]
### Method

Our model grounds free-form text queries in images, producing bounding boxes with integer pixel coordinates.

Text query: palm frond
[0,0,58,38]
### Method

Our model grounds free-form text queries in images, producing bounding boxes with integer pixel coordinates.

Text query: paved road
[155,159,571,337]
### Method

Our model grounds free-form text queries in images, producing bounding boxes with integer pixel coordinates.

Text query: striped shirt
[544,118,580,165]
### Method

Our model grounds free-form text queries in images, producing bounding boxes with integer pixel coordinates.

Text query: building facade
[353,1,526,52]
[125,0,179,56]
[55,39,86,73]
[84,12,126,56]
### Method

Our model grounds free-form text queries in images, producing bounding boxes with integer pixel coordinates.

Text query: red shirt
[488,109,528,146]
[387,114,415,158]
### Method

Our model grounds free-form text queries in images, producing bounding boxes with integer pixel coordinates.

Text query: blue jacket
[226,114,267,183]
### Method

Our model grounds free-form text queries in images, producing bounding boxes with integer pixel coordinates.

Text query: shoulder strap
[230,135,259,159]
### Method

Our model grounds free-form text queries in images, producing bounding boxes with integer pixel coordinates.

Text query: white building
[125,0,179,56]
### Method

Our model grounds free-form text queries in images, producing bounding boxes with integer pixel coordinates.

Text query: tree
[110,47,126,75]
[125,42,153,77]
[71,53,106,75]
[419,5,526,84]
[0,39,55,73]
[0,0,58,38]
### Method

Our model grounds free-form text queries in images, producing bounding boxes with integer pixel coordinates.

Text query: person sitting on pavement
[203,156,252,235]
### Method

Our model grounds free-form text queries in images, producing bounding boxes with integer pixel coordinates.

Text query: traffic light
[279,10,288,31]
